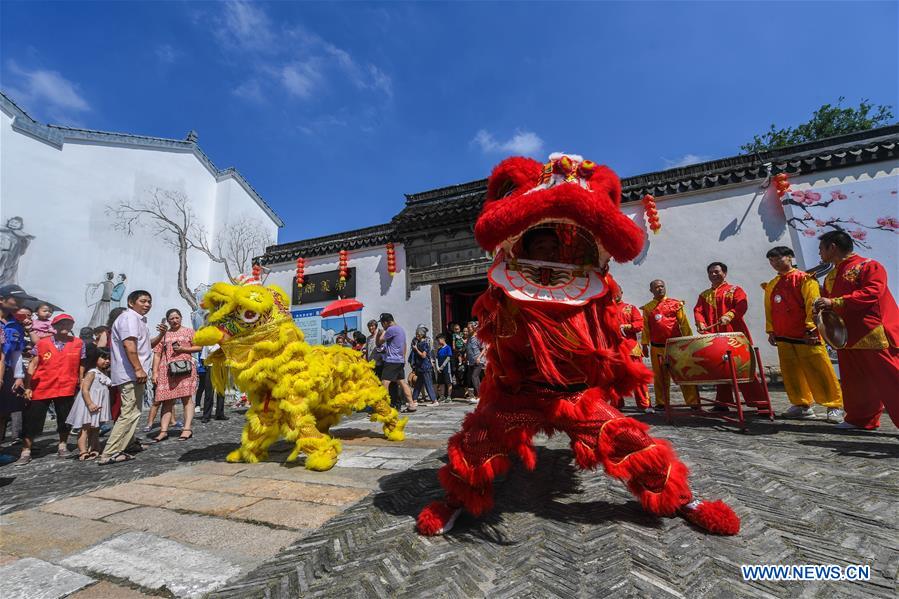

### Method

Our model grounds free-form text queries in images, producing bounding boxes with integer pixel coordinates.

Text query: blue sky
[2,1,896,243]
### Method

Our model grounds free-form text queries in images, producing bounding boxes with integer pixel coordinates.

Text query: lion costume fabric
[193,280,407,470]
[417,153,740,536]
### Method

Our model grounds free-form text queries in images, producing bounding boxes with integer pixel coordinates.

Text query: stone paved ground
[1,391,897,598]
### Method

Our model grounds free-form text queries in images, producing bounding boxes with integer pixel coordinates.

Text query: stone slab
[133,471,206,488]
[0,557,94,599]
[162,489,263,516]
[229,499,342,530]
[363,446,434,459]
[39,496,136,520]
[104,507,302,560]
[67,580,155,599]
[377,458,423,470]
[336,436,447,449]
[0,551,19,566]
[0,510,125,561]
[235,462,393,489]
[88,482,191,507]
[62,531,241,599]
[185,462,249,476]
[334,455,386,469]
[243,479,369,506]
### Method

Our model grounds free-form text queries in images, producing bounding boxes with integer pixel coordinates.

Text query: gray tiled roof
[262,124,897,265]
[0,90,284,227]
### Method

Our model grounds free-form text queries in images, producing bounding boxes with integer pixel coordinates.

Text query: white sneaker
[643,407,655,414]
[826,408,845,423]
[467,397,479,405]
[834,421,862,430]
[783,405,816,419]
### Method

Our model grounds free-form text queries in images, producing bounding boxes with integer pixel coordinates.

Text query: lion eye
[239,310,260,323]
[496,180,517,199]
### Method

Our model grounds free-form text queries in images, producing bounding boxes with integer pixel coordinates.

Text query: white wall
[265,243,433,343]
[0,105,280,329]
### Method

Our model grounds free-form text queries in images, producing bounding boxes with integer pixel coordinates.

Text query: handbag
[165,333,193,377]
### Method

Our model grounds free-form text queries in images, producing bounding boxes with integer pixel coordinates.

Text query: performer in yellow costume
[193,277,407,470]
[640,279,700,409]
[763,246,843,422]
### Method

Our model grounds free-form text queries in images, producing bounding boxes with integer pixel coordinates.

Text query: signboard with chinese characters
[291,307,323,346]
[292,267,356,304]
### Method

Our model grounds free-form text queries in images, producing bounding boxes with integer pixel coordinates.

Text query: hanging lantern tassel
[773,173,791,198]
[386,242,397,277]
[338,250,349,282]
[295,257,305,286]
[642,194,661,234]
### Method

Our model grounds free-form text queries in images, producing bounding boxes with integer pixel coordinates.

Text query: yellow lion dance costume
[193,279,407,471]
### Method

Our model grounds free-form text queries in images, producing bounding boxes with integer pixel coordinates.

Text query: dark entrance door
[440,280,489,332]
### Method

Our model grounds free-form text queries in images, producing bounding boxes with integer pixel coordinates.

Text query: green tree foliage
[741,98,894,153]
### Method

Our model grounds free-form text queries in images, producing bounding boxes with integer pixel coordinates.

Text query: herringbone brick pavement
[211,399,898,599]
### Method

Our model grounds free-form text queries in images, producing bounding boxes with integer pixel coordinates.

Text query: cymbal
[816,310,847,349]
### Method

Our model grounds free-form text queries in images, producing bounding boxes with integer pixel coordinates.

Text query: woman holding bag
[150,309,200,442]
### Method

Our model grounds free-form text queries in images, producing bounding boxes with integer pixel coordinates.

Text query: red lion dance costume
[417,153,740,536]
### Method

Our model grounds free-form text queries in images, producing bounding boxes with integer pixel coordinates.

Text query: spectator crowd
[0,286,227,467]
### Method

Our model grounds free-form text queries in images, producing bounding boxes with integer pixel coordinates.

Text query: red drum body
[665,333,756,385]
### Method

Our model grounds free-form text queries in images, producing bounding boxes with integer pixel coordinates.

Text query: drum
[665,332,756,385]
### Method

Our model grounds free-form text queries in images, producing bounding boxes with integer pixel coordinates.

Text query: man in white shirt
[99,289,152,464]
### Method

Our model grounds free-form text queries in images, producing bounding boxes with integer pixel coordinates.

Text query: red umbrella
[321,298,365,334]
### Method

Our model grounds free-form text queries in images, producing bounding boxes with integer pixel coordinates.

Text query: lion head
[475,153,643,305]
[193,280,291,346]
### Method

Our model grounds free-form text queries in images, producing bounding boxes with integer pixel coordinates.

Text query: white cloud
[473,129,544,155]
[5,61,90,124]
[232,79,265,103]
[663,153,711,168]
[280,62,321,98]
[324,44,393,98]
[217,0,276,51]
[155,44,178,64]
[207,3,392,106]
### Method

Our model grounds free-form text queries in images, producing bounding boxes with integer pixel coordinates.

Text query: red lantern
[642,194,661,234]
[295,257,305,286]
[773,173,791,198]
[386,242,397,277]
[338,249,349,282]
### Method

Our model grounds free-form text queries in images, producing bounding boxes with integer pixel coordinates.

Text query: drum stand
[660,347,775,432]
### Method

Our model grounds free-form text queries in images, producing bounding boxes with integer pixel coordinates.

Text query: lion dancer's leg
[366,385,409,442]
[227,395,282,464]
[417,381,540,535]
[281,400,342,471]
[561,390,739,535]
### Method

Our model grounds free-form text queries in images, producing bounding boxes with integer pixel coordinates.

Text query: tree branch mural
[782,188,898,249]
[108,187,274,310]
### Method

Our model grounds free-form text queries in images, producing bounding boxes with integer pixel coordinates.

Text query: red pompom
[417,500,462,536]
[680,500,740,535]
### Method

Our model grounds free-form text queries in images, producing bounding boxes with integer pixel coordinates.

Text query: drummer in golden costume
[641,280,700,410]
[814,231,899,431]
[694,262,766,409]
[763,246,843,422]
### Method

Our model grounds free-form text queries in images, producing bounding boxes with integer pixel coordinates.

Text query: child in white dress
[66,349,112,460]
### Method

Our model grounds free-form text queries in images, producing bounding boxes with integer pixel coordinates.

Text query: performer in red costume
[814,231,899,430]
[693,263,766,409]
[614,292,651,412]
[416,153,740,537]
